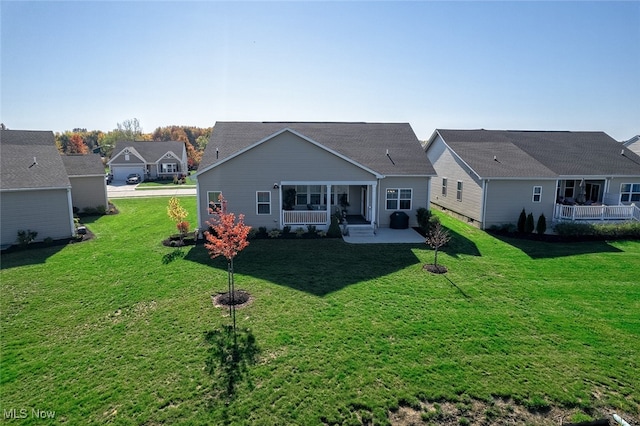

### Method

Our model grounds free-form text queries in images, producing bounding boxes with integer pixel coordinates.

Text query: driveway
[107,181,196,198]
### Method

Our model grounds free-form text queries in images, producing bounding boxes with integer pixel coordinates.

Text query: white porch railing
[283,210,329,225]
[554,203,639,221]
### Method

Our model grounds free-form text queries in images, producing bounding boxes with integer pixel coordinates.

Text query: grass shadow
[490,233,624,259]
[184,239,422,296]
[418,226,481,259]
[162,248,185,264]
[1,243,69,269]
[204,326,260,401]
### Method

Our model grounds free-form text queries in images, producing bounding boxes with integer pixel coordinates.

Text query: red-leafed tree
[204,194,251,331]
[68,134,89,154]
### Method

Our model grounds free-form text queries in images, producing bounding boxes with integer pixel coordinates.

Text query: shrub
[416,207,432,233]
[525,212,535,234]
[536,214,547,235]
[268,229,282,239]
[282,225,291,234]
[258,226,268,236]
[295,227,305,238]
[327,215,342,238]
[16,229,38,247]
[306,225,317,234]
[517,209,527,233]
[96,205,106,215]
[554,221,640,239]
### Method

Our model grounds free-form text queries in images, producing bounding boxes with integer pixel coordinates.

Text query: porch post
[371,181,378,228]
[326,184,332,227]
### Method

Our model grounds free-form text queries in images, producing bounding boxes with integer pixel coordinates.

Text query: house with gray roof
[107,141,187,182]
[195,122,436,235]
[623,135,640,157]
[424,129,640,230]
[1,129,75,248]
[61,154,108,213]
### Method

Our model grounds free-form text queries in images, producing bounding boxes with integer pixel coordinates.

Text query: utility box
[389,211,409,229]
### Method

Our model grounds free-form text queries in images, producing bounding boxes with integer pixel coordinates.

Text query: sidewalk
[107,183,196,198]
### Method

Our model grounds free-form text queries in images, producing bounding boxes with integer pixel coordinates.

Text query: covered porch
[554,203,640,221]
[279,181,377,229]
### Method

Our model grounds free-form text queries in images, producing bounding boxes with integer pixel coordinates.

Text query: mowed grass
[1,197,639,425]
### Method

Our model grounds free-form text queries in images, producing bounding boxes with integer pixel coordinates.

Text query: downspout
[375,179,381,230]
[481,179,488,230]
[426,177,431,210]
[279,183,283,229]
[196,178,202,237]
[67,188,75,237]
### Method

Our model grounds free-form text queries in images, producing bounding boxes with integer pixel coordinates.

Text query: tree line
[54,118,212,169]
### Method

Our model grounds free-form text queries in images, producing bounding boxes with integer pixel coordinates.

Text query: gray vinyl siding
[1,189,73,246]
[69,176,108,212]
[197,131,378,229]
[483,180,556,229]
[378,176,429,227]
[427,135,483,222]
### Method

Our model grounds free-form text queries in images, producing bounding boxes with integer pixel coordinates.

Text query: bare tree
[425,222,451,270]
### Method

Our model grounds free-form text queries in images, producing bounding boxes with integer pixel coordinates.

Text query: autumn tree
[167,197,189,242]
[204,194,251,332]
[67,134,89,154]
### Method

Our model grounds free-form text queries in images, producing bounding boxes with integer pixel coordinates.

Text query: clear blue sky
[2,1,639,141]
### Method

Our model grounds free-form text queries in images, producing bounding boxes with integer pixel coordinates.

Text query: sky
[1,1,639,141]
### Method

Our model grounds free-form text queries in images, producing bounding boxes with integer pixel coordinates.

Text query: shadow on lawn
[490,233,623,259]
[184,239,423,296]
[439,226,482,259]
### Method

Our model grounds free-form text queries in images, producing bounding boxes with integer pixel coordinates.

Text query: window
[207,191,222,214]
[309,185,322,205]
[620,183,640,203]
[532,186,542,202]
[386,188,412,210]
[257,191,271,215]
[456,181,463,202]
[442,178,447,197]
[564,180,575,198]
[296,185,307,205]
[161,163,178,173]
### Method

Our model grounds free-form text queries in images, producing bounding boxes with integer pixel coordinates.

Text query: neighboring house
[107,141,188,182]
[61,154,108,213]
[623,135,640,157]
[196,122,436,234]
[0,129,75,248]
[424,129,640,230]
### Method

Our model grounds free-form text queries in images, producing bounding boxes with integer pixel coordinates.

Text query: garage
[111,166,145,182]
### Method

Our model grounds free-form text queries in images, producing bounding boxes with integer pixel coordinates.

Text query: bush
[536,214,547,235]
[16,229,38,247]
[282,225,291,234]
[295,227,305,238]
[268,229,282,239]
[416,207,432,233]
[306,225,317,234]
[525,212,535,234]
[327,215,342,238]
[517,209,527,233]
[553,221,640,239]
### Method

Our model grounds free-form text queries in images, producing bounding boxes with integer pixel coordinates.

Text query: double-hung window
[620,183,640,203]
[532,186,542,203]
[386,188,412,210]
[442,178,447,197]
[456,181,463,202]
[161,163,177,173]
[257,191,271,215]
[207,191,222,214]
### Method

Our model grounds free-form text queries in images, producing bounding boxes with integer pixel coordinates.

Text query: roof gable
[198,122,435,177]
[109,141,186,164]
[432,129,640,178]
[1,130,71,190]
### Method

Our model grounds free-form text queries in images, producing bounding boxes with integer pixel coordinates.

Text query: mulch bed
[211,290,254,309]
[423,264,448,274]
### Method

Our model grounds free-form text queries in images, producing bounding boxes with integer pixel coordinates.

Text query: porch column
[371,181,378,228]
[326,184,332,226]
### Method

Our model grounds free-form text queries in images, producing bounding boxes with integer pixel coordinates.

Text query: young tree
[525,212,535,234]
[517,208,527,233]
[167,197,189,242]
[68,133,89,154]
[204,194,251,332]
[425,222,451,271]
[536,213,547,235]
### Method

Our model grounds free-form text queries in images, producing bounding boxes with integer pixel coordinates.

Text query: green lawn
[136,175,196,189]
[1,197,639,425]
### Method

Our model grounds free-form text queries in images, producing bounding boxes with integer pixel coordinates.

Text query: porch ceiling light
[273,183,279,189]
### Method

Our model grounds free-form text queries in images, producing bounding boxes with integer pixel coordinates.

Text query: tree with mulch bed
[167,196,189,245]
[424,221,451,274]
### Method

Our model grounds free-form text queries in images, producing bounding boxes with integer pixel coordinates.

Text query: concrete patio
[342,227,425,244]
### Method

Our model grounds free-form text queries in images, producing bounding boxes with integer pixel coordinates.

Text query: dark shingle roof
[199,122,435,176]
[436,129,640,178]
[110,141,185,163]
[1,130,71,190]
[61,154,105,176]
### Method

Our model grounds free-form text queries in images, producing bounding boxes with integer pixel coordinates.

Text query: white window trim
[456,181,463,202]
[207,191,222,214]
[620,183,640,203]
[385,188,413,211]
[442,178,447,197]
[161,163,178,173]
[532,186,542,203]
[256,191,271,215]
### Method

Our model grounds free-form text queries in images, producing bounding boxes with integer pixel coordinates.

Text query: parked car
[105,173,113,184]
[126,173,141,184]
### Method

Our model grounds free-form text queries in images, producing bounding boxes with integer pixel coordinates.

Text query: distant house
[0,129,75,248]
[61,154,108,213]
[623,135,640,157]
[107,141,188,182]
[424,129,640,230]
[195,122,436,234]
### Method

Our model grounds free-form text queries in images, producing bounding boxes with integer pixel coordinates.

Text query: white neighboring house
[195,122,436,234]
[0,129,75,248]
[424,129,640,230]
[108,141,188,182]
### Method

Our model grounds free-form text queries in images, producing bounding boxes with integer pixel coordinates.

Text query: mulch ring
[211,290,254,309]
[423,264,448,274]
